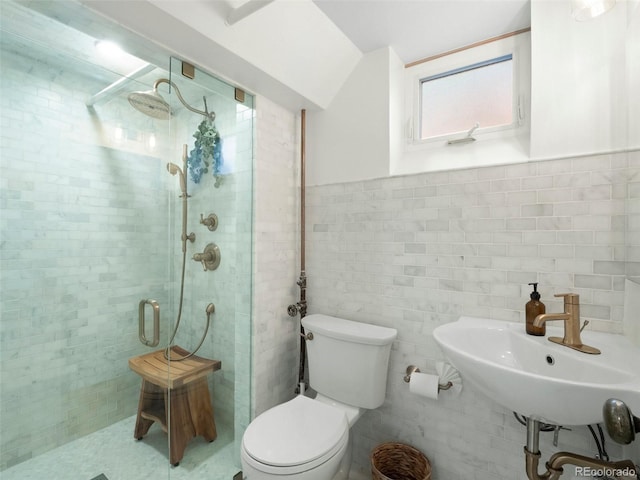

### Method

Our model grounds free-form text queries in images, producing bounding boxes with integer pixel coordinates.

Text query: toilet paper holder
[404,365,453,391]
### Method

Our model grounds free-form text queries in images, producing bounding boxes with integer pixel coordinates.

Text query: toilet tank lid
[302,314,397,346]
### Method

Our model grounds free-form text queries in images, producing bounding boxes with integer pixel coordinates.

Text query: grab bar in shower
[138,299,160,347]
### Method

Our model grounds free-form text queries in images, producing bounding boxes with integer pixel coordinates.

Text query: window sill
[392,130,530,176]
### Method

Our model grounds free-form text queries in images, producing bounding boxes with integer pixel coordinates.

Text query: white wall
[628,0,640,150]
[530,0,628,159]
[306,0,633,186]
[306,47,401,185]
[307,32,532,184]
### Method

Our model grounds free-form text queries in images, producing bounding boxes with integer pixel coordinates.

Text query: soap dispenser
[526,283,546,336]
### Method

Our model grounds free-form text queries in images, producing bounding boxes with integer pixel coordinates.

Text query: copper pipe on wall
[297,110,308,393]
[288,110,308,394]
[300,109,306,273]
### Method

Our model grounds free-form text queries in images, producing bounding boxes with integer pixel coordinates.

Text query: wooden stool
[128,345,221,466]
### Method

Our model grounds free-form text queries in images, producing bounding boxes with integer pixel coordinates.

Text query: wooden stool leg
[168,386,196,466]
[134,380,158,440]
[166,378,217,465]
[188,377,217,442]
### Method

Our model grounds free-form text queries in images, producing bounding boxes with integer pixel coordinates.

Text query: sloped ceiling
[313,0,531,64]
[30,0,532,111]
[80,0,362,110]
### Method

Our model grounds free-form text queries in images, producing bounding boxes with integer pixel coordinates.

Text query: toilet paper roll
[409,372,440,400]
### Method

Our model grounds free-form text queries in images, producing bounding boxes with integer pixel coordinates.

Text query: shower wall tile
[305,152,636,480]
[0,46,170,470]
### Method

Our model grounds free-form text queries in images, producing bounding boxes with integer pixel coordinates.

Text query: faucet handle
[554,293,579,304]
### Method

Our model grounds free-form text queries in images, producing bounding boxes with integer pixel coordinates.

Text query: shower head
[128,89,171,120]
[167,162,187,196]
[128,78,216,122]
[166,162,181,176]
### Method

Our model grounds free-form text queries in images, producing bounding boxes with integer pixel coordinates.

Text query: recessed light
[95,40,124,57]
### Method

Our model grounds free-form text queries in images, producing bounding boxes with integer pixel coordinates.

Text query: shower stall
[0,2,253,478]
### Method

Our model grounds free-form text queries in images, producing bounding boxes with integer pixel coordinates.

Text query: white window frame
[404,31,531,150]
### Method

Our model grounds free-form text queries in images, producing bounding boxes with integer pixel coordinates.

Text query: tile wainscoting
[305,151,639,480]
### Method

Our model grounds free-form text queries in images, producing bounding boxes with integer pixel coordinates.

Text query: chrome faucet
[533,293,600,355]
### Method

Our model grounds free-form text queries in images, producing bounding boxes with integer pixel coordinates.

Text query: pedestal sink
[433,316,640,426]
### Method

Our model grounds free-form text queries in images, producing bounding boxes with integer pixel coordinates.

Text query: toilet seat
[242,395,349,475]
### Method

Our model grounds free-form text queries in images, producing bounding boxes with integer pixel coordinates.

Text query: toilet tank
[302,314,397,409]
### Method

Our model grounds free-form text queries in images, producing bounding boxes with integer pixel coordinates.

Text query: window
[420,55,514,140]
[404,31,530,147]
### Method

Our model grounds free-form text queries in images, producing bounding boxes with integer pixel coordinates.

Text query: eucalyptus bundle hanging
[187,119,224,187]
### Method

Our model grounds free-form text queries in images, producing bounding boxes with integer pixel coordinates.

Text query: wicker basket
[371,442,431,480]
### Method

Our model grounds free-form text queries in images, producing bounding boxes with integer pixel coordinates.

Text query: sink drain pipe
[524,418,637,480]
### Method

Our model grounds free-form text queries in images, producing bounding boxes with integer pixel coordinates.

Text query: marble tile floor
[1,415,239,480]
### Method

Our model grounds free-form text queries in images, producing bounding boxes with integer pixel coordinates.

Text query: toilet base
[331,437,352,480]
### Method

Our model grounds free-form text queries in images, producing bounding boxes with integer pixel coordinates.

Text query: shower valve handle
[200,213,219,231]
[193,252,212,270]
[192,243,221,271]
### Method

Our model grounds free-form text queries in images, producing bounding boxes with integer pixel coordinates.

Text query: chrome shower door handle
[138,299,160,347]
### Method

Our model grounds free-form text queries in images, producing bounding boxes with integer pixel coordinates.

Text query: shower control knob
[200,213,218,231]
[192,243,221,271]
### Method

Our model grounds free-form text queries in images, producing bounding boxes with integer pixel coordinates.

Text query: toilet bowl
[241,314,397,480]
[241,395,351,480]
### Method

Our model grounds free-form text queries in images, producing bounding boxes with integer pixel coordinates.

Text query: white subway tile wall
[0,46,171,468]
[305,151,639,480]
[252,96,301,416]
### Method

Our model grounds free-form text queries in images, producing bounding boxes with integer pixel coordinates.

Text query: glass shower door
[163,57,254,477]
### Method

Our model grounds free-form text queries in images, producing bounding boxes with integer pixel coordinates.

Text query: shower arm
[153,78,216,122]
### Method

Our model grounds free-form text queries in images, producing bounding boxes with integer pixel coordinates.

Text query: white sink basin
[433,316,640,426]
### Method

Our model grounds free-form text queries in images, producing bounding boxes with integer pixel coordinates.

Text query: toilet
[241,314,397,480]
